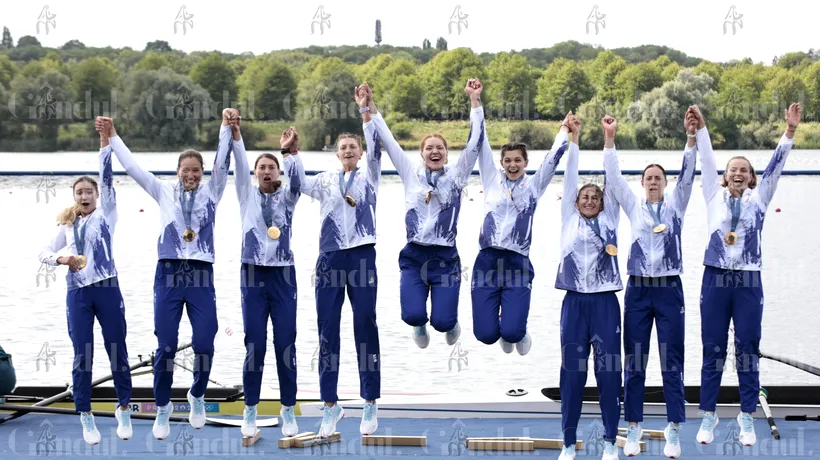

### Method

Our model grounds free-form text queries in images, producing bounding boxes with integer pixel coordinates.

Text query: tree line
[1,27,819,152]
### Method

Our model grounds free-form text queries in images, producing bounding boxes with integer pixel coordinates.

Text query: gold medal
[267,226,281,240]
[75,255,87,270]
[653,223,667,233]
[344,195,357,207]
[605,244,618,256]
[724,231,737,245]
[183,229,196,242]
[425,191,432,204]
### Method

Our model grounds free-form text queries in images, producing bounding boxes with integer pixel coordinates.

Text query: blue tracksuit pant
[314,244,380,402]
[560,290,622,446]
[240,263,298,407]
[624,275,685,423]
[399,242,461,333]
[699,266,763,414]
[471,247,534,344]
[152,259,218,407]
[66,277,132,412]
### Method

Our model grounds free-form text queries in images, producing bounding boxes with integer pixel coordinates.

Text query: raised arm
[477,128,498,193]
[601,116,636,215]
[232,119,252,205]
[451,79,485,188]
[669,112,698,214]
[102,117,163,202]
[561,119,581,222]
[207,109,235,204]
[756,103,800,206]
[690,106,719,203]
[361,86,414,184]
[279,126,303,206]
[355,84,384,189]
[532,128,570,200]
[96,120,117,220]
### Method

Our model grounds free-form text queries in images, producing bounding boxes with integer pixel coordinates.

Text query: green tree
[436,37,448,51]
[422,39,432,50]
[9,70,73,150]
[535,58,594,119]
[486,52,536,119]
[801,62,820,121]
[296,57,360,147]
[61,39,85,50]
[715,62,766,124]
[379,59,424,118]
[0,27,13,49]
[356,54,395,92]
[190,52,238,108]
[145,40,172,52]
[135,52,172,71]
[693,60,723,90]
[0,55,17,89]
[419,48,485,119]
[759,68,807,121]
[375,19,382,46]
[612,62,663,104]
[776,52,811,71]
[17,35,41,47]
[70,57,118,120]
[237,57,297,120]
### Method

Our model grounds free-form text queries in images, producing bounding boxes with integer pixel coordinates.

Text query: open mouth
[733,178,744,185]
[263,177,272,182]
[508,167,519,173]
[430,154,442,163]
[81,202,90,207]
[344,153,354,159]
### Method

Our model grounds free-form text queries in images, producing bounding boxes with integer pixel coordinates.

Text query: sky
[2,0,817,64]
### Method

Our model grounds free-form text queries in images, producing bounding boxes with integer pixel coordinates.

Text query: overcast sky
[3,1,816,64]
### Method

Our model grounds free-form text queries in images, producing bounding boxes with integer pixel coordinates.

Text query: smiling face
[254,155,280,189]
[641,165,667,203]
[723,157,756,196]
[501,147,529,181]
[576,184,603,218]
[336,136,362,171]
[421,135,448,171]
[73,178,99,215]
[177,151,204,191]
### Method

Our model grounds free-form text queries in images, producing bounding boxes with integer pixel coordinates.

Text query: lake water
[1,147,818,397]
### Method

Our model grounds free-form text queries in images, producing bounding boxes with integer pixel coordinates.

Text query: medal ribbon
[584,216,605,244]
[728,196,741,232]
[339,168,359,196]
[259,189,279,228]
[180,183,198,231]
[73,214,87,256]
[645,199,663,227]
[505,177,523,200]
[425,169,443,189]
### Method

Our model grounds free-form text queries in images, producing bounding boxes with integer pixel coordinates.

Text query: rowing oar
[0,342,192,425]
[785,415,820,422]
[758,388,780,439]
[759,352,820,377]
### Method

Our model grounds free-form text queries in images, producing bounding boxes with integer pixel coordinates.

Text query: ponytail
[56,204,80,226]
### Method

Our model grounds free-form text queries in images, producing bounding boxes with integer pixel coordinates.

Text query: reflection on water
[1,148,818,394]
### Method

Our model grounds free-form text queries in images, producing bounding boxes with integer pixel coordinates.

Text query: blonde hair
[56,177,98,226]
[420,134,448,152]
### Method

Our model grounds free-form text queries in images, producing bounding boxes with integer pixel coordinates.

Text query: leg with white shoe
[589,292,622,460]
[93,281,133,441]
[314,251,346,438]
[66,287,101,446]
[732,271,764,447]
[559,292,590,453]
[470,248,504,348]
[697,266,732,444]
[498,252,533,355]
[623,277,653,456]
[271,265,299,437]
[398,244,432,348]
[346,244,381,435]
[428,246,462,345]
[184,264,219,430]
[655,276,686,458]
[151,261,185,440]
[239,263,270,438]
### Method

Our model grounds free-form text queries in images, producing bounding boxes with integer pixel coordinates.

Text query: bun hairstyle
[576,183,605,212]
[254,153,282,190]
[56,177,98,225]
[178,149,204,169]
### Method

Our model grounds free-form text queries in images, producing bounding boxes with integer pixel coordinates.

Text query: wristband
[687,133,697,139]
[281,147,291,154]
[359,107,370,113]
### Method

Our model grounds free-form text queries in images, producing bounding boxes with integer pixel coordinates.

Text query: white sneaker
[696,412,719,444]
[413,325,430,348]
[241,405,257,438]
[515,333,532,355]
[80,412,101,445]
[664,423,682,458]
[558,444,576,460]
[499,338,513,354]
[737,412,756,446]
[602,441,619,460]
[360,401,378,435]
[188,389,206,429]
[115,406,133,440]
[623,424,642,456]
[445,322,461,345]
[281,405,298,437]
[318,404,344,438]
[153,402,173,440]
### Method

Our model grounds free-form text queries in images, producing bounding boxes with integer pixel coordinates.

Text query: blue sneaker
[318,403,344,438]
[242,405,257,437]
[697,412,719,444]
[360,401,378,435]
[281,405,298,437]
